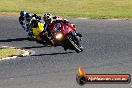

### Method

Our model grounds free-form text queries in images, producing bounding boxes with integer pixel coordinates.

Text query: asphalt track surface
[0,15,132,88]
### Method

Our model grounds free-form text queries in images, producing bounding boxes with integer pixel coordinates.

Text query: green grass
[0,47,24,59]
[0,0,132,18]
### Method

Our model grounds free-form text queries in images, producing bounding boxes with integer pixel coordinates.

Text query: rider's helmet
[20,11,26,17]
[30,17,38,28]
[25,12,32,22]
[43,13,53,24]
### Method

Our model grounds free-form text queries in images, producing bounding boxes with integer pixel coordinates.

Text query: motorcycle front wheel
[66,36,82,53]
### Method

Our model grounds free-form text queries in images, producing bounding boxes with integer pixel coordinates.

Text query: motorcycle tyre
[66,36,81,53]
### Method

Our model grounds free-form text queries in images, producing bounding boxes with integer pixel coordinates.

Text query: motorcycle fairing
[32,22,45,41]
[32,22,44,36]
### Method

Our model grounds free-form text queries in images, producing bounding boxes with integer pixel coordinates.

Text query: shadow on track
[21,45,52,49]
[31,52,73,56]
[0,38,28,42]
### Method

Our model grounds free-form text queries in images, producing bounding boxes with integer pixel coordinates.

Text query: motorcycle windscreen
[53,23,61,31]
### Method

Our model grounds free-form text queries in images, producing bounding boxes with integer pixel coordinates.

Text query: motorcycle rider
[29,17,49,45]
[19,11,33,38]
[19,11,42,39]
[43,13,83,50]
[43,13,82,37]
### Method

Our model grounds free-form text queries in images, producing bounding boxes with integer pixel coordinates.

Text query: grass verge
[0,0,132,19]
[0,47,24,59]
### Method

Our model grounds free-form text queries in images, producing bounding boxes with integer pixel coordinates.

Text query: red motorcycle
[49,22,83,53]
